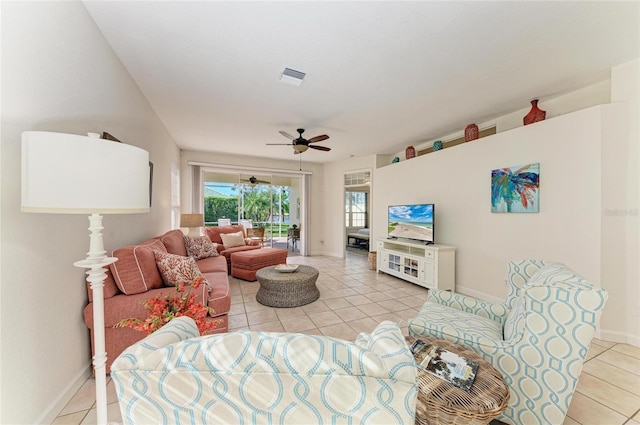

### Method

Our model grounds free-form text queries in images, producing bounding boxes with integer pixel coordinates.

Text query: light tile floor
[54,251,640,425]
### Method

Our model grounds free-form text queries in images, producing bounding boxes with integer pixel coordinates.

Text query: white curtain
[191,165,202,213]
[300,174,311,256]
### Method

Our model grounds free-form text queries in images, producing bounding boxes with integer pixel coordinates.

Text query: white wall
[0,2,180,423]
[374,105,605,297]
[609,59,639,344]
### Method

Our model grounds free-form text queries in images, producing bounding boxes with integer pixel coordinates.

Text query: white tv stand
[376,238,455,290]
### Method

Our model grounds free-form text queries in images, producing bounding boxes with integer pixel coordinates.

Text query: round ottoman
[255,265,320,307]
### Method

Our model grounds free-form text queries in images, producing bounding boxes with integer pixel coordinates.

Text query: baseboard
[597,329,640,347]
[454,285,504,304]
[35,362,91,424]
[309,250,342,258]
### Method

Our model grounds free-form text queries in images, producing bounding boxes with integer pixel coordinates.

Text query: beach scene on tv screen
[388,204,433,241]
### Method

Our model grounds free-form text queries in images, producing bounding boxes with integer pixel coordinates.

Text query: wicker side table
[255,265,320,307]
[405,336,509,425]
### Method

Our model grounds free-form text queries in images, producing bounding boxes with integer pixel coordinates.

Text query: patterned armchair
[408,260,609,425]
[111,317,418,424]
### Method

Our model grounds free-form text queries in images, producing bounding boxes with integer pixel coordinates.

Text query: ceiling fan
[266,128,331,154]
[241,175,270,185]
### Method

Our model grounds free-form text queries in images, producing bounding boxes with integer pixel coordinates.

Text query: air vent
[280,68,306,86]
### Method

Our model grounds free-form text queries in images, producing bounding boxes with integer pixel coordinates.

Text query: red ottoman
[231,248,288,281]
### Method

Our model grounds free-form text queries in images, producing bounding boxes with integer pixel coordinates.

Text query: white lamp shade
[22,131,150,214]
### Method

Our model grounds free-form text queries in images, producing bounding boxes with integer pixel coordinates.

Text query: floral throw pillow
[183,235,219,260]
[220,231,246,248]
[153,250,210,288]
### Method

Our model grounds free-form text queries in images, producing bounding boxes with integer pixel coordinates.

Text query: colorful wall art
[491,163,540,213]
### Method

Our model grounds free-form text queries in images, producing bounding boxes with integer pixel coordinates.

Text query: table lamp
[180,213,205,236]
[21,131,150,425]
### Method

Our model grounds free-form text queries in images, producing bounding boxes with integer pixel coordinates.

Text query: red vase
[464,124,479,142]
[405,145,416,159]
[523,99,546,125]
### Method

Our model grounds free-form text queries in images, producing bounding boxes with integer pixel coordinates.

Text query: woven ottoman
[405,336,509,425]
[256,265,320,307]
[230,248,288,281]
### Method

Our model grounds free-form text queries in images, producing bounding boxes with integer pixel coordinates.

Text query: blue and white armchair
[408,260,609,425]
[111,317,418,424]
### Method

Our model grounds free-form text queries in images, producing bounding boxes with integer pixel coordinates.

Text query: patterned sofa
[408,260,609,425]
[111,317,418,424]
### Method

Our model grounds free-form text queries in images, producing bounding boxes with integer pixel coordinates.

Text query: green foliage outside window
[204,186,291,229]
[204,197,237,224]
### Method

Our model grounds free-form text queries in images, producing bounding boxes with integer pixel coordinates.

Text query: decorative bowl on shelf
[274,264,298,273]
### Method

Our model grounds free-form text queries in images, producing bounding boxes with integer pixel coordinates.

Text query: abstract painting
[491,163,539,213]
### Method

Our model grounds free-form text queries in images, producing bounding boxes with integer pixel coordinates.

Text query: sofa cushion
[205,225,246,244]
[526,262,597,290]
[158,229,188,257]
[184,235,219,259]
[196,255,228,274]
[153,250,210,288]
[409,302,504,342]
[219,231,246,248]
[220,245,261,258]
[111,239,167,295]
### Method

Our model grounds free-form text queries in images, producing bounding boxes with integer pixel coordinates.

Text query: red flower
[115,279,221,335]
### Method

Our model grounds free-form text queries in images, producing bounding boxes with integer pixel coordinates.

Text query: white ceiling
[83,1,639,164]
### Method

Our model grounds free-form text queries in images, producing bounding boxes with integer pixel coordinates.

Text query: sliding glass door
[201,171,298,250]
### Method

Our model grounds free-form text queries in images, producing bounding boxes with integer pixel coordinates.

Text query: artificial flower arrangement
[115,276,220,335]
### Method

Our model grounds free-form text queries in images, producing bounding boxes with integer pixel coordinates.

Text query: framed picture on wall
[491,163,540,213]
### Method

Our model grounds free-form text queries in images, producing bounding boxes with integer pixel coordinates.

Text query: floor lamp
[21,131,150,425]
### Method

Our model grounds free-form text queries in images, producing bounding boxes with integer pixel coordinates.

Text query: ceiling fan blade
[266,143,293,146]
[308,134,329,143]
[309,145,331,151]
[279,131,295,140]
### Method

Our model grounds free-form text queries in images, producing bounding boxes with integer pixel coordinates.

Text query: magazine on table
[409,339,479,391]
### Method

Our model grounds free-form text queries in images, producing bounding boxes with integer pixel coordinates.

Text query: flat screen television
[388,204,435,244]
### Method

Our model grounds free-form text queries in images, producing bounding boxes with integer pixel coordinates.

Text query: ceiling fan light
[293,144,309,153]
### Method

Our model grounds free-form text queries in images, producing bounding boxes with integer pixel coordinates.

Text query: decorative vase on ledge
[405,145,416,159]
[464,124,479,142]
[432,140,443,151]
[523,99,546,125]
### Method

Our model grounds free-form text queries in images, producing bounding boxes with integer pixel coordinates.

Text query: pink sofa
[205,225,261,269]
[83,229,231,373]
